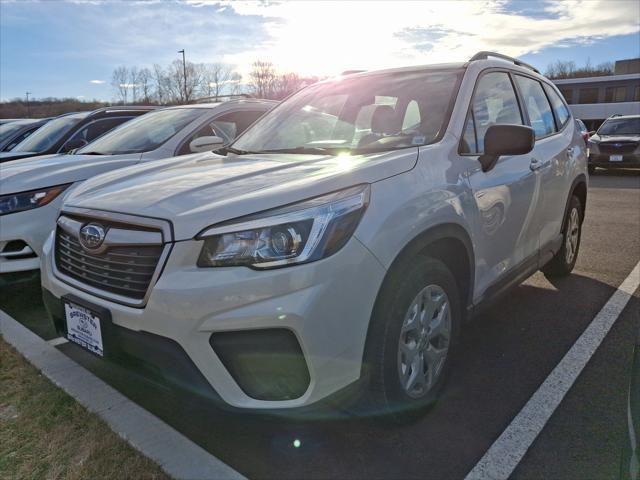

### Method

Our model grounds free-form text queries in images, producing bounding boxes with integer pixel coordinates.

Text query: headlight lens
[197,184,370,268]
[0,184,71,216]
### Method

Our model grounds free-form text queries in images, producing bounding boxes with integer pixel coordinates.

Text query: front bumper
[41,231,387,409]
[0,198,64,273]
[588,153,640,169]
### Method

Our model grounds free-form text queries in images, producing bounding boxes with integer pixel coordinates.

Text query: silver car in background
[0,99,276,274]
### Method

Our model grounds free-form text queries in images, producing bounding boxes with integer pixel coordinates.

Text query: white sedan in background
[0,99,276,273]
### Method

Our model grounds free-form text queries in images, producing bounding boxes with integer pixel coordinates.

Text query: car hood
[0,153,143,195]
[591,134,640,142]
[65,148,419,241]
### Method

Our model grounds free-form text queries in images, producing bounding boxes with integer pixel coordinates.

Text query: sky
[1,0,639,102]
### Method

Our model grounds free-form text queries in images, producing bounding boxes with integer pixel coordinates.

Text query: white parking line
[466,260,640,480]
[46,336,68,346]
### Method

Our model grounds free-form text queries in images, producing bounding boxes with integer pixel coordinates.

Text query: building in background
[553,58,640,131]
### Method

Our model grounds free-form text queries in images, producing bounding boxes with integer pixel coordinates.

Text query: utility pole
[178,49,187,102]
[25,91,32,118]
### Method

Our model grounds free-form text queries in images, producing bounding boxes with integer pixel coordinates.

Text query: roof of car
[4,118,49,126]
[165,98,278,110]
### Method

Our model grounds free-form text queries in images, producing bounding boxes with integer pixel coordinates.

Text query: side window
[178,110,267,155]
[462,71,523,154]
[402,100,421,132]
[515,75,556,138]
[543,84,571,129]
[69,117,131,144]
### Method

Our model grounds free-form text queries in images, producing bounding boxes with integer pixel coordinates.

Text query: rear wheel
[366,256,461,420]
[543,195,583,278]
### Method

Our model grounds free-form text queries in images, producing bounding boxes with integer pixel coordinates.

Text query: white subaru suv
[41,52,587,416]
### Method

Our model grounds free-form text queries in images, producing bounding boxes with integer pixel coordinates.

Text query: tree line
[545,59,614,80]
[111,60,322,104]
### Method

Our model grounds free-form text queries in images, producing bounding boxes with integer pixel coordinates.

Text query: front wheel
[365,256,461,420]
[543,195,583,278]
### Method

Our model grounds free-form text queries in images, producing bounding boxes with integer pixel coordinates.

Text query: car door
[460,70,543,297]
[513,75,575,259]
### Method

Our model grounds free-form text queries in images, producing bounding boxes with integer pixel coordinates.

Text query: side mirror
[61,138,88,153]
[189,135,224,153]
[478,124,535,172]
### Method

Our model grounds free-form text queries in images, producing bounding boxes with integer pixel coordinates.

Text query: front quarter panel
[355,137,474,270]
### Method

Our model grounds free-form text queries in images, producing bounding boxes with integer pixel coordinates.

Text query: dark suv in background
[587,114,640,174]
[0,106,155,163]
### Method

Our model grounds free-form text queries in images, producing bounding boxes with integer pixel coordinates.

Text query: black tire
[542,195,583,278]
[588,165,596,175]
[364,256,461,421]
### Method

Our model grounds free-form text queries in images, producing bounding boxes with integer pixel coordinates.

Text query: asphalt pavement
[2,170,639,480]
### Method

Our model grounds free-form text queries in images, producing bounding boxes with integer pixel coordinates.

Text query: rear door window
[515,75,556,138]
[543,84,571,129]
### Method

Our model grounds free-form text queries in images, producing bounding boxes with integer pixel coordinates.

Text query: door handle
[529,158,543,171]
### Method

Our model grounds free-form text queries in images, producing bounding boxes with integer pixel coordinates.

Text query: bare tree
[201,63,242,99]
[545,59,614,79]
[248,60,278,99]
[138,67,153,103]
[129,66,140,103]
[111,66,129,104]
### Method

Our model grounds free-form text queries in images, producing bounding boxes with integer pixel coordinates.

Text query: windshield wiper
[256,146,346,155]
[214,146,255,155]
[78,151,108,156]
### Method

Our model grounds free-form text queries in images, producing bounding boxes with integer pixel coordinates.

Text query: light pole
[25,91,32,118]
[178,49,187,102]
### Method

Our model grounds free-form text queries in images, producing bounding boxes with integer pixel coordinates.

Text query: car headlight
[197,184,370,268]
[0,184,71,216]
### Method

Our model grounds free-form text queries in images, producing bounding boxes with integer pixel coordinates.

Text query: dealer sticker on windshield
[64,301,104,356]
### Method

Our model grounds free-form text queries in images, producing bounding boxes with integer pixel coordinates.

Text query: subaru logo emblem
[79,223,106,251]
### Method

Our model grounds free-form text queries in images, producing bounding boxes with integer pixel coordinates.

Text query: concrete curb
[0,309,246,480]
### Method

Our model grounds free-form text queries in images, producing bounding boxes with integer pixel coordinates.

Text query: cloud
[195,0,640,76]
[89,79,105,84]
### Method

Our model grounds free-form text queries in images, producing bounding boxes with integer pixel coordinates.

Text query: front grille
[55,227,163,301]
[599,141,639,155]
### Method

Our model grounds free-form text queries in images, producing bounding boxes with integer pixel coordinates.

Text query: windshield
[77,108,204,155]
[12,116,82,152]
[598,118,640,135]
[232,69,461,155]
[0,122,29,143]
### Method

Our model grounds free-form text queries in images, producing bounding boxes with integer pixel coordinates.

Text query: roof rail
[469,51,540,74]
[341,70,367,76]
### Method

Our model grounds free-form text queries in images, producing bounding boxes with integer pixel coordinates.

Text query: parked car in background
[575,118,589,144]
[0,118,51,152]
[588,114,640,174]
[0,106,154,163]
[0,99,275,274]
[40,52,587,418]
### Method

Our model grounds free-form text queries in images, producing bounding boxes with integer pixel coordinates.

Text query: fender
[561,174,588,232]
